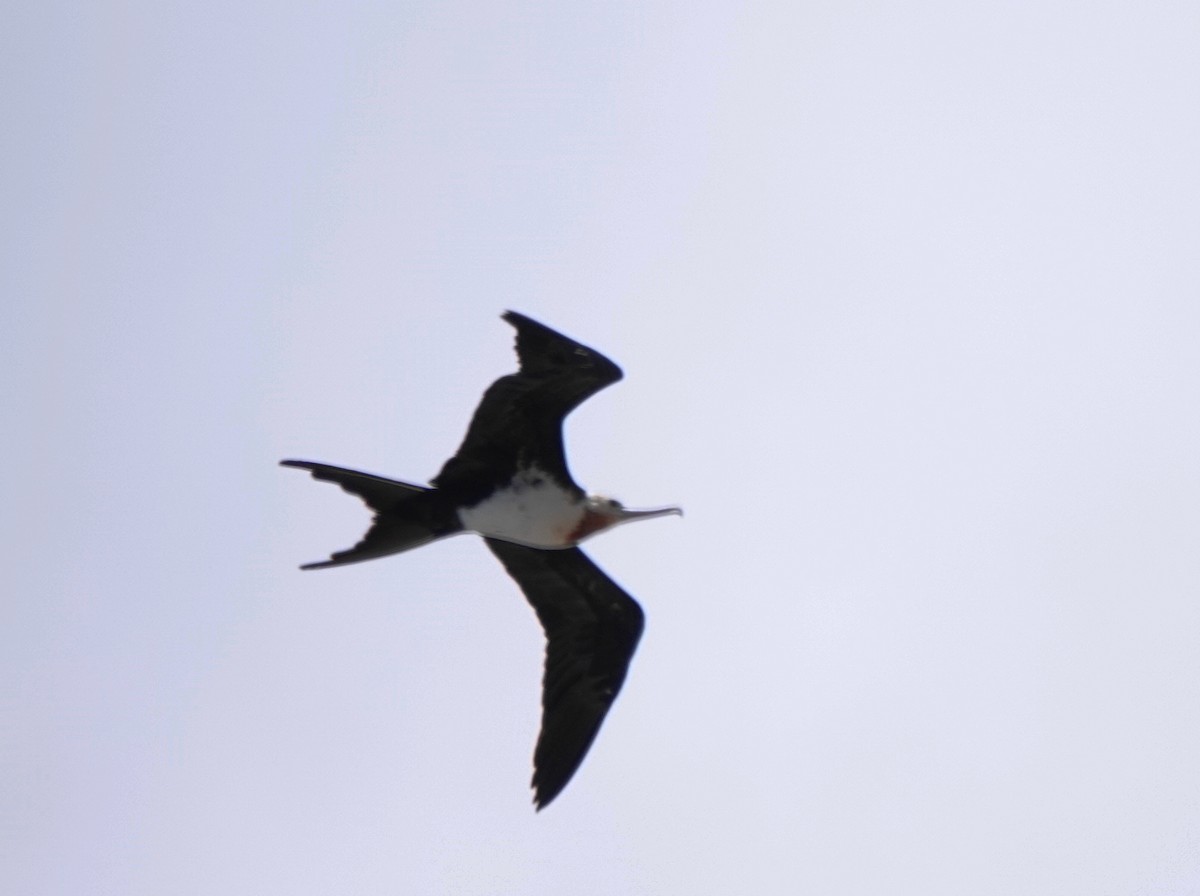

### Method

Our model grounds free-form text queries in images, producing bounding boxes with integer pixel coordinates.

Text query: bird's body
[282,311,680,809]
[457,466,588,548]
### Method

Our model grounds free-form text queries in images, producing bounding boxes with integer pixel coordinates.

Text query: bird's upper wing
[484,538,645,810]
[432,312,623,502]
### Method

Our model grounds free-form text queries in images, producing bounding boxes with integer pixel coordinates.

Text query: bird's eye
[608,499,623,510]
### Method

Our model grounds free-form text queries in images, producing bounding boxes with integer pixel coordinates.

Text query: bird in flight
[282,311,681,809]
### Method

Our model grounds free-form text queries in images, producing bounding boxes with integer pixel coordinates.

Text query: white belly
[457,470,584,548]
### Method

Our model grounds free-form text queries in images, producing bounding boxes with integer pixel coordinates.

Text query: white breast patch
[457,468,584,548]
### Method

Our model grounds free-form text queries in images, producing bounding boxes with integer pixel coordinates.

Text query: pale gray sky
[4,2,1200,894]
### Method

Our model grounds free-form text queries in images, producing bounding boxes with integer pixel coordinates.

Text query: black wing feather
[485,538,644,810]
[433,312,623,503]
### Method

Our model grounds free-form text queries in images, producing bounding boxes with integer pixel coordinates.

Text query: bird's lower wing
[484,539,645,810]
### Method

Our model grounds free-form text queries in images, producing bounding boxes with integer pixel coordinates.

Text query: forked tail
[281,460,462,569]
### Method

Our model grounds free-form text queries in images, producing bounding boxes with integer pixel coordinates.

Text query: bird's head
[569,495,683,543]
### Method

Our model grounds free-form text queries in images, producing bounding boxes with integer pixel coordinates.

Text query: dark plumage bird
[282,312,681,809]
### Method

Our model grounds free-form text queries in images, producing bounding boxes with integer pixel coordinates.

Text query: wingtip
[501,309,531,330]
[502,309,561,334]
[530,771,554,812]
[531,773,568,812]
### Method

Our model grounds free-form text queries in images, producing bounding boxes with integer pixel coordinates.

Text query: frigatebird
[282,311,681,809]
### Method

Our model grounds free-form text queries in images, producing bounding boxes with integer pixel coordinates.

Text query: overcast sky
[5,1,1200,893]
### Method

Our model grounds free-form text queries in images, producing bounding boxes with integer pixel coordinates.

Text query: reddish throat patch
[568,509,614,543]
